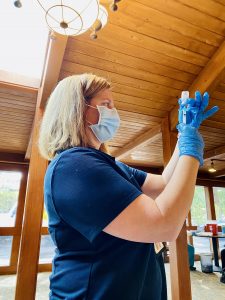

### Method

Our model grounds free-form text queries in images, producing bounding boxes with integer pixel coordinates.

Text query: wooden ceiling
[1,0,225,177]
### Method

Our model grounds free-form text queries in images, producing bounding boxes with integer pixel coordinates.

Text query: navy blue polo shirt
[44,147,167,300]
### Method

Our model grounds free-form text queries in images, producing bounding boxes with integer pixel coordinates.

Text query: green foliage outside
[214,187,225,222]
[0,189,18,213]
[191,186,207,226]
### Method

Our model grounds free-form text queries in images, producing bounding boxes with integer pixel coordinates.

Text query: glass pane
[192,236,210,254]
[0,171,21,227]
[0,236,13,266]
[39,235,55,264]
[213,187,225,225]
[191,186,207,226]
[42,207,48,227]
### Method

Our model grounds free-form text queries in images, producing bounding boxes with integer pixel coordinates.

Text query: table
[194,232,225,272]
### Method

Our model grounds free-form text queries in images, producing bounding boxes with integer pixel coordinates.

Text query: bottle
[181,91,189,124]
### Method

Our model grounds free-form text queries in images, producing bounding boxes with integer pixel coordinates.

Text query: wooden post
[10,168,28,267]
[161,117,192,300]
[204,186,219,257]
[15,101,48,300]
[14,32,67,300]
[205,186,216,220]
[187,212,193,246]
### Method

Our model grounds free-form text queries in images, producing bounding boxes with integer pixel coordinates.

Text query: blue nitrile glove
[178,91,219,128]
[177,123,205,166]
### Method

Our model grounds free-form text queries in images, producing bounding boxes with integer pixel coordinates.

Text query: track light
[208,161,216,173]
[14,1,22,8]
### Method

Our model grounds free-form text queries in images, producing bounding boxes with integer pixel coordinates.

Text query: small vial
[181,91,189,104]
[181,91,189,124]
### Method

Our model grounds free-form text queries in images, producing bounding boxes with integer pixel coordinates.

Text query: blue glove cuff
[177,124,204,166]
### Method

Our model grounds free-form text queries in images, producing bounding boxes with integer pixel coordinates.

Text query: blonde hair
[38,73,111,160]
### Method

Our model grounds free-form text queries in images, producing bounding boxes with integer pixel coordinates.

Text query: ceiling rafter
[114,124,162,160]
[25,33,68,160]
[204,144,225,160]
[213,168,225,178]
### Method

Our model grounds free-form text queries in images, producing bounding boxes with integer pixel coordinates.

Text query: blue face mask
[86,104,120,143]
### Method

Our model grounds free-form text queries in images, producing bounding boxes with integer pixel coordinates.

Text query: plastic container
[205,220,218,235]
[200,253,213,273]
[221,225,225,235]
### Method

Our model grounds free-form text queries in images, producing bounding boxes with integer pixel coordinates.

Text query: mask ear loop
[85,103,98,126]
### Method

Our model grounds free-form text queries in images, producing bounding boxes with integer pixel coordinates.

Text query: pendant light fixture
[35,0,121,38]
[208,159,225,173]
[208,160,216,173]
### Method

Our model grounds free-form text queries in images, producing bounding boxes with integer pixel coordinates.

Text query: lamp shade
[37,0,100,36]
[98,4,108,28]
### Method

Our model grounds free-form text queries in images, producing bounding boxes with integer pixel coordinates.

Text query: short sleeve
[51,150,143,242]
[116,161,147,188]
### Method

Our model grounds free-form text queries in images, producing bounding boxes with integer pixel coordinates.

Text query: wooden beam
[114,124,161,160]
[204,144,225,160]
[214,168,225,178]
[169,39,225,131]
[0,162,28,172]
[197,178,225,187]
[24,33,68,160]
[25,122,34,161]
[15,32,68,300]
[15,98,48,300]
[0,81,38,95]
[0,70,40,88]
[205,186,216,220]
[0,152,27,164]
[39,33,68,108]
[162,116,192,300]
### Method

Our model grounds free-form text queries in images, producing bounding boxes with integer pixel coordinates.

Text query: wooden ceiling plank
[169,39,225,130]
[62,57,188,91]
[68,37,202,75]
[133,0,224,46]
[65,42,195,83]
[204,144,225,160]
[0,79,39,93]
[136,0,225,36]
[113,124,162,160]
[74,24,208,67]
[177,0,225,23]
[61,66,181,98]
[113,1,218,56]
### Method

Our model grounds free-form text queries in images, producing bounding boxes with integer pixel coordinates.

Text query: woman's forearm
[156,155,199,239]
[162,141,179,184]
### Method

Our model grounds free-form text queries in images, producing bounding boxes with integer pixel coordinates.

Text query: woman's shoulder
[52,147,115,169]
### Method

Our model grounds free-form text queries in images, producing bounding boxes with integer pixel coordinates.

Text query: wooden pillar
[161,117,192,300]
[15,99,48,300]
[10,168,28,267]
[204,186,216,220]
[204,186,219,256]
[187,212,193,246]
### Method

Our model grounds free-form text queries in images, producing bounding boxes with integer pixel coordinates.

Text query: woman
[39,73,218,300]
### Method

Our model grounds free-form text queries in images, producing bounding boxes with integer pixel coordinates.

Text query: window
[191,186,207,226]
[213,187,225,224]
[0,171,21,227]
[0,1,49,83]
[39,235,55,264]
[0,236,13,266]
